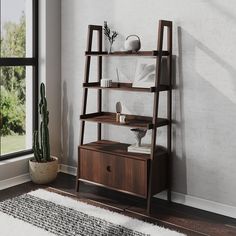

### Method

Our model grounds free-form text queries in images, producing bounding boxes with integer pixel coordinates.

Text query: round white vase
[124,35,141,52]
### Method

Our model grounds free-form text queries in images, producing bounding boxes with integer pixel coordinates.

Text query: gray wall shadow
[175,26,236,204]
[68,105,74,166]
[62,81,75,166]
[62,81,69,164]
[173,27,187,194]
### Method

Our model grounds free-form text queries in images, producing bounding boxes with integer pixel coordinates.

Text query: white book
[128,144,151,154]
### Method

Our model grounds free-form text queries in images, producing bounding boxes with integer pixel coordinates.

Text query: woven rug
[0,189,184,236]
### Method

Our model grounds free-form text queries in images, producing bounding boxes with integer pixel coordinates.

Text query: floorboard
[0,173,235,236]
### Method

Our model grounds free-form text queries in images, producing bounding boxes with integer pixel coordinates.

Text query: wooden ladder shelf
[76,20,173,214]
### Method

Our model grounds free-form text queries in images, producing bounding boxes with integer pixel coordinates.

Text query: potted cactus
[29,83,58,184]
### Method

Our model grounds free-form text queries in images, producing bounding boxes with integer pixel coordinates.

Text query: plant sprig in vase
[103,21,118,53]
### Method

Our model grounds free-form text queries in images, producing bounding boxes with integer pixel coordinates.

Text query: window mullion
[0,58,36,66]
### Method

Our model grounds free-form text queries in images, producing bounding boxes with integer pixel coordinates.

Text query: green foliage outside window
[0,86,25,135]
[0,13,26,136]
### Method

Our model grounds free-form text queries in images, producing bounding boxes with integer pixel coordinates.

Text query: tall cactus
[33,83,51,162]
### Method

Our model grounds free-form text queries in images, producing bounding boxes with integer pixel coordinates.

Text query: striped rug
[0,189,184,236]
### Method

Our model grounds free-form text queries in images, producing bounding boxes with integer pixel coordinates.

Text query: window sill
[0,154,33,166]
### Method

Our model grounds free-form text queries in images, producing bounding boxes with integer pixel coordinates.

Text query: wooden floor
[0,173,236,236]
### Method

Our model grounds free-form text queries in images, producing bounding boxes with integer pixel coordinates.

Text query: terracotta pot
[29,156,58,184]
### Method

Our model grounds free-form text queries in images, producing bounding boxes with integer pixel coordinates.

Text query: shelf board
[80,140,168,161]
[80,112,169,129]
[83,82,170,92]
[85,50,170,57]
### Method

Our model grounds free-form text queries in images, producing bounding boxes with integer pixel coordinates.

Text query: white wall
[61,0,236,214]
[40,0,61,158]
[61,0,114,166]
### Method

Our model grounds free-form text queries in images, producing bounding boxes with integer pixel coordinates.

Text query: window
[0,0,38,160]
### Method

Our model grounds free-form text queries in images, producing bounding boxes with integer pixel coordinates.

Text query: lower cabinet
[78,141,168,199]
[80,148,147,198]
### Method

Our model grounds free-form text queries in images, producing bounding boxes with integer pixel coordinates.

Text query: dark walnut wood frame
[76,20,173,214]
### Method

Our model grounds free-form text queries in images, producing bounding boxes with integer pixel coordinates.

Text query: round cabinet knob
[106,165,111,172]
[124,35,141,52]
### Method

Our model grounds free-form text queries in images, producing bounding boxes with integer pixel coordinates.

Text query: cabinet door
[80,149,147,197]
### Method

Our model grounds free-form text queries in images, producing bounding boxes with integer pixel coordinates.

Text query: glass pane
[0,66,33,156]
[0,0,32,57]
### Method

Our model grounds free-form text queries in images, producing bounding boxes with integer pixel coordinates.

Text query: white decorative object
[132,59,155,88]
[100,78,112,87]
[130,128,147,147]
[29,156,58,184]
[119,114,126,123]
[116,101,122,122]
[128,128,151,154]
[124,35,141,52]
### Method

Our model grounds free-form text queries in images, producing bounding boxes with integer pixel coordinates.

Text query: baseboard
[0,173,30,190]
[0,164,76,191]
[156,191,236,219]
[59,164,77,176]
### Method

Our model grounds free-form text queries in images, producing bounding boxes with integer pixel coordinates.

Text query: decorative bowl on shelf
[124,35,141,52]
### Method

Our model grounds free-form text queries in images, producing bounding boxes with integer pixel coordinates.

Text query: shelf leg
[97,27,103,141]
[76,147,81,192]
[75,180,80,192]
[78,25,104,192]
[167,21,173,204]
[147,20,165,215]
[79,25,94,146]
